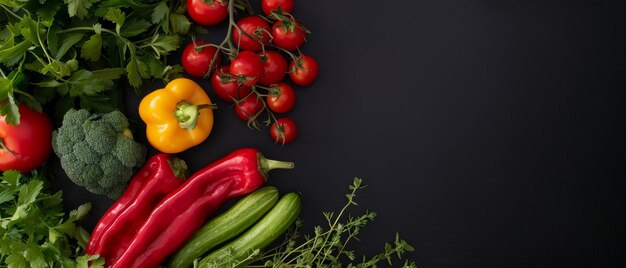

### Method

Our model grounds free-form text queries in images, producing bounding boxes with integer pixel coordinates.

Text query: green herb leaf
[120,18,150,38]
[92,23,102,35]
[151,1,168,24]
[67,70,109,96]
[125,60,141,88]
[0,40,30,66]
[56,33,84,60]
[0,28,11,41]
[18,179,44,206]
[24,245,46,268]
[169,13,191,35]
[19,94,43,112]
[162,64,184,82]
[104,7,125,34]
[69,203,91,221]
[33,86,57,104]
[81,33,102,61]
[66,0,98,19]
[148,34,180,57]
[18,15,40,44]
[6,252,27,268]
[2,170,21,185]
[90,68,125,80]
[0,93,20,125]
[79,94,116,112]
[0,189,17,205]
[104,7,125,25]
[36,0,62,27]
[48,227,63,243]
[74,226,91,248]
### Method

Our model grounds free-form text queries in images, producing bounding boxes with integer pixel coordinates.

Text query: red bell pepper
[85,153,188,265]
[110,148,294,268]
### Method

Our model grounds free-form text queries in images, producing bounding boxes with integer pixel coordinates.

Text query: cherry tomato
[258,50,288,86]
[0,104,53,173]
[233,16,271,52]
[262,0,294,17]
[234,94,264,121]
[272,20,307,51]
[266,83,296,113]
[182,40,221,78]
[230,51,264,86]
[187,0,228,26]
[289,54,319,86]
[210,66,252,103]
[270,117,298,144]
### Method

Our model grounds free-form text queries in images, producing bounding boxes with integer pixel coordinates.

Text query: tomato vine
[183,0,318,145]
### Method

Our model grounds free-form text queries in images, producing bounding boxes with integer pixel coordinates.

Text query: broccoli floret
[60,153,85,179]
[66,125,85,143]
[100,154,124,177]
[52,109,147,199]
[82,164,104,190]
[62,109,90,126]
[85,120,117,154]
[73,141,100,165]
[107,184,127,200]
[51,131,72,155]
[101,110,129,133]
[114,137,146,169]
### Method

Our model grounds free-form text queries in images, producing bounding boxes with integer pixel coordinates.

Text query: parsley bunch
[0,0,194,125]
[0,170,102,267]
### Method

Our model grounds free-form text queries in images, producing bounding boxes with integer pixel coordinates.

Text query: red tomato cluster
[183,0,319,145]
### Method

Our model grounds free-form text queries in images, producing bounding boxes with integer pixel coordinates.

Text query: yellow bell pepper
[139,78,215,153]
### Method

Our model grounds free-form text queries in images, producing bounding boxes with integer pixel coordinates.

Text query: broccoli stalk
[52,109,147,199]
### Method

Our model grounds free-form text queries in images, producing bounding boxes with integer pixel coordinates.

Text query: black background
[53,0,626,267]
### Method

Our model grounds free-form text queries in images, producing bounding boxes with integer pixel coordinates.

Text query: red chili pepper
[110,148,294,268]
[85,153,188,265]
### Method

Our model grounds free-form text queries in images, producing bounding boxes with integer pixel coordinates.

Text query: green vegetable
[0,0,197,125]
[0,169,104,267]
[52,108,146,198]
[198,192,301,268]
[228,178,417,268]
[169,186,280,268]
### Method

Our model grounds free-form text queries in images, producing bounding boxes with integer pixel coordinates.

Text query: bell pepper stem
[0,138,15,157]
[257,153,295,179]
[167,157,189,180]
[174,101,217,130]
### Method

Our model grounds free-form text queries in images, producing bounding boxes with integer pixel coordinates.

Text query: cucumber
[198,192,301,268]
[168,186,279,268]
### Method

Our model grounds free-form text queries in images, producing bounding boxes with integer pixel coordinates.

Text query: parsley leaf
[169,13,191,35]
[81,33,103,61]
[66,0,99,19]
[56,33,84,60]
[0,40,30,67]
[0,170,102,266]
[2,0,185,117]
[151,1,168,24]
[120,17,150,38]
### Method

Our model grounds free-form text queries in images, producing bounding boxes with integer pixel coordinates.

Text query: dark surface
[53,0,626,267]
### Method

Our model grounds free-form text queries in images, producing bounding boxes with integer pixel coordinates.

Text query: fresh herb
[0,169,103,267]
[0,0,191,125]
[204,178,417,268]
